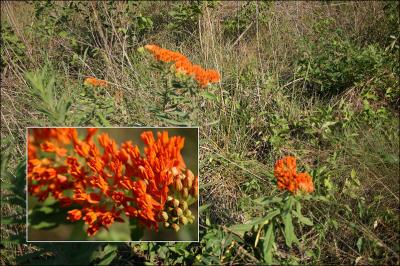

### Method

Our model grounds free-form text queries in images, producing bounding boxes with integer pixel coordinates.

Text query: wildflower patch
[27,127,199,241]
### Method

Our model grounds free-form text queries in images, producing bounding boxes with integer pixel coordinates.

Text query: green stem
[129,218,144,241]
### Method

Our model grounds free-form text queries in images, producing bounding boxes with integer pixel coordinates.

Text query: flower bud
[184,209,192,217]
[171,167,180,177]
[180,216,188,225]
[183,176,193,189]
[159,211,168,222]
[175,207,183,217]
[191,185,198,198]
[171,223,180,232]
[186,170,194,188]
[167,196,174,202]
[174,178,183,191]
[164,222,170,228]
[172,199,180,208]
[182,188,189,199]
[179,201,188,210]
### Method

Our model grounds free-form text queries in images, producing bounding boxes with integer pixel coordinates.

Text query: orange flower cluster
[84,77,108,87]
[274,156,314,193]
[144,44,220,87]
[28,128,198,236]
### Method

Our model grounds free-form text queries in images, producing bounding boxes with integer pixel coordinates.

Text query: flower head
[28,128,198,237]
[274,156,314,194]
[145,44,220,87]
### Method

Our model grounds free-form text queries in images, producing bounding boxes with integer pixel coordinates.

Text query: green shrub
[297,19,386,95]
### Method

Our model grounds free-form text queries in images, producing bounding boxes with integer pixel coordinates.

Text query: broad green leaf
[282,212,298,248]
[292,210,313,226]
[253,196,283,206]
[228,223,255,237]
[261,209,281,224]
[262,222,275,265]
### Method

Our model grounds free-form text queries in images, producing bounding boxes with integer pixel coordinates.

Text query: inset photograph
[27,127,198,241]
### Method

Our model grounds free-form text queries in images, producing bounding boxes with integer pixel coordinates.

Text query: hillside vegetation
[1,1,399,265]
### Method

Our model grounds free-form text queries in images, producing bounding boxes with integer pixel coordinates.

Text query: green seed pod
[188,217,194,224]
[171,223,180,232]
[171,217,178,222]
[175,207,183,217]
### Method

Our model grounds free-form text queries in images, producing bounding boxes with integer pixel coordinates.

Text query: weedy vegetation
[1,1,399,265]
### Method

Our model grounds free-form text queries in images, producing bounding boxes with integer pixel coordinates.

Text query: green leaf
[356,237,363,252]
[253,210,280,248]
[199,91,218,101]
[282,212,298,248]
[1,215,25,225]
[228,223,255,237]
[292,210,313,226]
[95,244,118,266]
[262,222,275,265]
[261,209,281,223]
[199,204,210,213]
[253,196,283,206]
[29,202,70,230]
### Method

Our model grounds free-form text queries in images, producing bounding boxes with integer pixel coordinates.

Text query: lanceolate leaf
[262,222,275,265]
[282,212,299,248]
[228,223,255,237]
[254,209,280,247]
[261,209,281,224]
[292,210,313,226]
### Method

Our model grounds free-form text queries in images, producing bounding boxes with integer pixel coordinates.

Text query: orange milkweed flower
[144,44,220,87]
[84,77,108,87]
[274,156,298,193]
[274,156,314,194]
[67,209,82,222]
[295,172,314,193]
[28,128,198,237]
